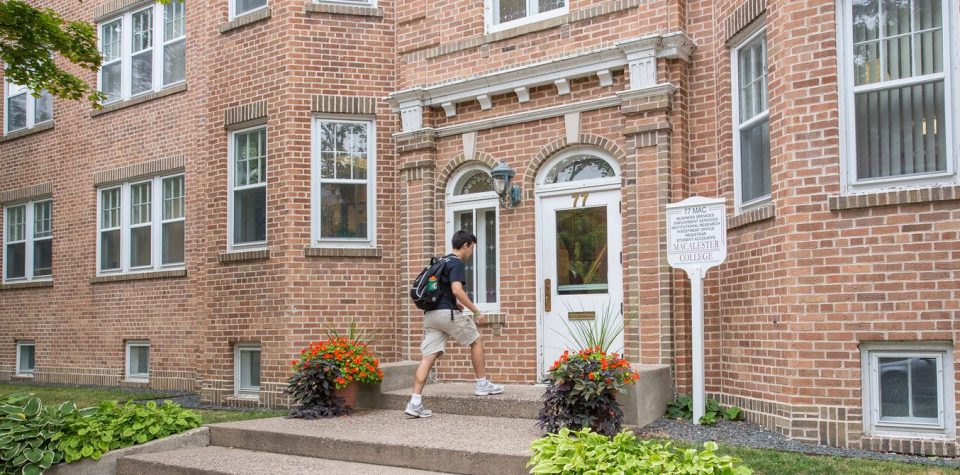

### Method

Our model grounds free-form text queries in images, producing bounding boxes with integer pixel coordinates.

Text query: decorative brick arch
[435,152,500,197]
[522,135,628,192]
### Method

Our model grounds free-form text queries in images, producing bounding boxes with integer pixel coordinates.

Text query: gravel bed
[636,418,960,468]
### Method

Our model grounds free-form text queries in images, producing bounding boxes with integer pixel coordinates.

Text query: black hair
[452,230,478,250]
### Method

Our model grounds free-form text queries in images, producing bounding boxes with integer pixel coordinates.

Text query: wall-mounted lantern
[490,160,521,208]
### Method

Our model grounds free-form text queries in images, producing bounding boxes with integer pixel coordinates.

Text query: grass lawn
[719,444,960,475]
[0,382,284,425]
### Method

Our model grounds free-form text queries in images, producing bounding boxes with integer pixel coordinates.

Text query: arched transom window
[537,148,620,188]
[455,170,495,195]
[445,165,499,312]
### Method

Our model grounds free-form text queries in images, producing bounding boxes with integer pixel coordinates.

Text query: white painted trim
[4,80,52,135]
[860,341,955,440]
[228,125,268,252]
[445,165,500,312]
[15,341,35,377]
[125,340,150,382]
[230,0,268,21]
[731,24,771,214]
[310,115,377,249]
[485,0,568,34]
[535,146,622,191]
[836,0,959,195]
[234,343,261,398]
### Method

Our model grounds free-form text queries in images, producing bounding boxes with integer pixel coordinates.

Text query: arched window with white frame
[445,165,499,312]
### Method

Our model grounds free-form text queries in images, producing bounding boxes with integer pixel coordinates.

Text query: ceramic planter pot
[334,381,360,409]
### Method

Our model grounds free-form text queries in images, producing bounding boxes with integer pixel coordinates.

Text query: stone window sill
[1,280,53,291]
[0,121,54,143]
[90,269,186,284]
[304,246,382,258]
[220,8,272,33]
[219,248,271,263]
[728,203,775,230]
[304,2,383,17]
[829,185,960,211]
[90,83,188,117]
[225,396,261,407]
[12,374,35,379]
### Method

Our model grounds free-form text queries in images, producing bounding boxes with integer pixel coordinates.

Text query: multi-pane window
[4,81,52,134]
[232,0,268,19]
[235,344,261,398]
[447,168,498,312]
[4,200,52,282]
[490,0,566,31]
[314,118,375,246]
[98,175,185,274]
[16,341,35,377]
[126,341,150,381]
[99,2,186,104]
[841,0,955,190]
[732,27,771,210]
[863,345,953,436]
[230,127,267,249]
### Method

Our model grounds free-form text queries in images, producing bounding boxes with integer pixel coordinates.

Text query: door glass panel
[455,210,475,302]
[556,206,608,295]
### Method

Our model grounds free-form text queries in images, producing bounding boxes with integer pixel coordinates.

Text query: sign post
[666,196,727,424]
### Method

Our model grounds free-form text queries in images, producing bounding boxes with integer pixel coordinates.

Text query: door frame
[534,148,622,379]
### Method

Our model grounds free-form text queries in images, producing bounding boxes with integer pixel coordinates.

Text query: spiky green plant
[555,299,625,354]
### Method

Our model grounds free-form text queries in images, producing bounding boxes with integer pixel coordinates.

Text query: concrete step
[117,446,445,475]
[381,383,544,420]
[207,410,540,475]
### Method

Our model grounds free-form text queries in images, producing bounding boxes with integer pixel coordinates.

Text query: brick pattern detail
[727,203,775,229]
[397,131,438,153]
[406,0,646,60]
[149,369,199,392]
[0,183,52,204]
[0,122,55,143]
[219,7,272,34]
[311,95,378,115]
[217,249,271,263]
[94,0,149,21]
[304,247,383,258]
[724,0,767,41]
[861,436,959,458]
[304,2,384,17]
[90,269,187,284]
[35,367,122,386]
[90,83,188,117]
[829,186,960,211]
[1,281,54,291]
[93,155,185,186]
[224,100,268,127]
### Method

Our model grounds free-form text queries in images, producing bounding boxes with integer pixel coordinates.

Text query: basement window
[126,341,150,382]
[235,343,261,398]
[16,341,35,377]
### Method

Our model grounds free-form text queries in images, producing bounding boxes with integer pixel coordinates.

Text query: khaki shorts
[420,309,480,356]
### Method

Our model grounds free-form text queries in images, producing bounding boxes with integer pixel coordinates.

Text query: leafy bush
[0,395,72,475]
[292,335,384,389]
[285,358,351,419]
[528,427,753,475]
[665,395,743,425]
[56,400,201,463]
[539,347,639,436]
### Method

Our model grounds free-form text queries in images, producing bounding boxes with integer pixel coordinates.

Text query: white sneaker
[404,402,433,418]
[474,379,504,396]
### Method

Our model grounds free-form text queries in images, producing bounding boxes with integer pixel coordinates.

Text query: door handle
[544,278,551,312]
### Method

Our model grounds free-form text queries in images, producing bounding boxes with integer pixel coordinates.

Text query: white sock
[476,378,486,385]
[410,394,422,405]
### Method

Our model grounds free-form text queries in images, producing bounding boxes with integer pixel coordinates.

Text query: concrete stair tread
[383,382,546,400]
[381,383,545,420]
[118,446,446,474]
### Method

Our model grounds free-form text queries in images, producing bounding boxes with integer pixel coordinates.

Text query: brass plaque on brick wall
[568,311,595,321]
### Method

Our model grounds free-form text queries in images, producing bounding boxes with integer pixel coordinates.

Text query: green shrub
[57,400,201,463]
[528,427,753,475]
[665,395,743,425]
[0,394,74,475]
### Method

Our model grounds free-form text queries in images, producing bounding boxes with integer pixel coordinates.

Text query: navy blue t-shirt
[435,256,467,311]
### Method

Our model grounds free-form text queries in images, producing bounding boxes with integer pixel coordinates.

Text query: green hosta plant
[665,395,744,426]
[57,400,201,463]
[528,427,752,475]
[0,395,75,475]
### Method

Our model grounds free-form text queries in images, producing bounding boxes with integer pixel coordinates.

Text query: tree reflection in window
[455,171,495,195]
[544,155,616,184]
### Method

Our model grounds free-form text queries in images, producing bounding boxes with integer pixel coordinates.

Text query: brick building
[1,0,958,456]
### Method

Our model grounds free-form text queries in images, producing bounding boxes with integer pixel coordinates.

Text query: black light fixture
[490,160,521,208]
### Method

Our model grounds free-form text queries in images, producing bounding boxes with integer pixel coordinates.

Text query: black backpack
[410,255,454,311]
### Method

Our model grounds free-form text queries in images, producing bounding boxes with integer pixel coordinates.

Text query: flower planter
[334,381,361,409]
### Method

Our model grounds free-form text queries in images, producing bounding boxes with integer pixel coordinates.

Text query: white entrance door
[537,188,623,378]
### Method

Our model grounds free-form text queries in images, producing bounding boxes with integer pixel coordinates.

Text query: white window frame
[310,116,377,249]
[3,199,53,284]
[230,0,269,20]
[228,125,268,251]
[98,3,186,105]
[15,341,35,377]
[97,174,185,275]
[310,0,376,8]
[4,81,52,134]
[234,343,261,399]
[445,165,500,313]
[861,341,956,439]
[836,0,960,195]
[730,23,771,214]
[484,0,568,34]
[125,340,150,382]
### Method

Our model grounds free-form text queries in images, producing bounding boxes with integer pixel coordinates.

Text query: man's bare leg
[470,338,486,380]
[413,352,440,395]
